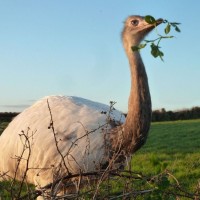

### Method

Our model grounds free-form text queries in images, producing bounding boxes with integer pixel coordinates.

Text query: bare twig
[47,99,71,175]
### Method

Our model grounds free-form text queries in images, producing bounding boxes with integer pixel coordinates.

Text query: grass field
[0,119,199,198]
[131,119,200,192]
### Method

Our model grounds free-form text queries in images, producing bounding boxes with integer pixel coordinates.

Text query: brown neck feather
[122,39,152,154]
[109,15,162,159]
[109,25,152,156]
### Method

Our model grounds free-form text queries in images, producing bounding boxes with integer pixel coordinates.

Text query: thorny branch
[18,169,200,199]
[9,128,35,199]
[47,99,71,175]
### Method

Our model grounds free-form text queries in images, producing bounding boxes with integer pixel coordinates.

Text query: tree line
[151,106,200,122]
[0,112,19,123]
[1,106,200,123]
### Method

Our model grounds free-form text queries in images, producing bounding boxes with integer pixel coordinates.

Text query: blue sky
[0,0,200,112]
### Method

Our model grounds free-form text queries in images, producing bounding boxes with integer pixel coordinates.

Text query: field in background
[131,119,200,192]
[0,119,199,197]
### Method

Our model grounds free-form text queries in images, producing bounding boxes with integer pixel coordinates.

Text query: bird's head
[122,15,163,47]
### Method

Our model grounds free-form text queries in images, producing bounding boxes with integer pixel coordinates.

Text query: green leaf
[162,19,168,24]
[151,49,159,58]
[138,43,147,49]
[131,46,140,51]
[151,43,159,57]
[131,43,146,52]
[165,24,171,34]
[175,26,181,32]
[151,43,164,61]
[145,15,156,24]
[158,50,164,61]
[170,23,181,32]
[171,22,181,26]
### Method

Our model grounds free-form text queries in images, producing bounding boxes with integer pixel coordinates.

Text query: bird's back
[0,95,125,186]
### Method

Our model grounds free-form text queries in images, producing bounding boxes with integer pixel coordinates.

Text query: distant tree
[0,112,19,123]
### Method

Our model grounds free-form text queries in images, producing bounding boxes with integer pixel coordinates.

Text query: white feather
[0,95,125,187]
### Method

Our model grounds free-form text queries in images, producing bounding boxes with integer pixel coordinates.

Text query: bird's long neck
[123,44,152,154]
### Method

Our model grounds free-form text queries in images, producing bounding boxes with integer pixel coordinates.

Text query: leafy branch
[132,15,181,61]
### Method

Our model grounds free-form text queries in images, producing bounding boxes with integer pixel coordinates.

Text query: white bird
[0,15,162,195]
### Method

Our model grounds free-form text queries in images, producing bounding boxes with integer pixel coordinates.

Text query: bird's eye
[131,19,139,26]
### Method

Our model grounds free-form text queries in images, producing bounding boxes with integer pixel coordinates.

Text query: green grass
[131,119,200,192]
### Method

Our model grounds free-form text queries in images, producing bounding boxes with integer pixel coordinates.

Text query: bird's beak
[139,18,163,35]
[156,18,163,26]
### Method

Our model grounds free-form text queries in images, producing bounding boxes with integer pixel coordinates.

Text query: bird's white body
[0,96,125,187]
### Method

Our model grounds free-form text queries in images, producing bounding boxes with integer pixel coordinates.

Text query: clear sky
[0,0,200,113]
